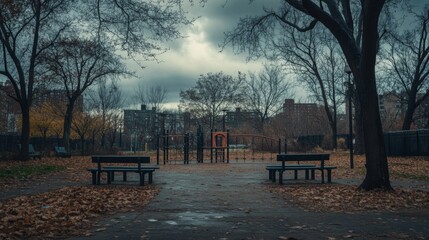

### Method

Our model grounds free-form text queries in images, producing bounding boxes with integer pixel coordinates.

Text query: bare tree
[224,0,392,190]
[179,72,244,129]
[134,84,168,111]
[40,39,125,152]
[72,111,94,156]
[270,25,345,149]
[0,1,71,159]
[244,64,294,130]
[0,0,195,159]
[83,0,196,60]
[89,79,124,150]
[383,5,429,130]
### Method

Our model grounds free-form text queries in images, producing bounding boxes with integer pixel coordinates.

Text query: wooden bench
[275,153,336,184]
[88,155,155,186]
[54,146,71,158]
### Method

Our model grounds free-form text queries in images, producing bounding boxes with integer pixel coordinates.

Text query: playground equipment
[156,125,288,164]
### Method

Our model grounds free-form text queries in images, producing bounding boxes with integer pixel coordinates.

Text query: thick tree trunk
[63,102,75,152]
[402,94,416,130]
[353,93,365,154]
[357,0,392,191]
[357,78,392,190]
[323,99,337,150]
[402,108,415,130]
[330,121,338,150]
[19,105,30,161]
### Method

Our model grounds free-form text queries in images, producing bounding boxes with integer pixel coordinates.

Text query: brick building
[122,105,185,151]
[225,107,259,131]
[281,99,329,137]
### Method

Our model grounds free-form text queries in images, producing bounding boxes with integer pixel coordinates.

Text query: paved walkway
[69,163,429,240]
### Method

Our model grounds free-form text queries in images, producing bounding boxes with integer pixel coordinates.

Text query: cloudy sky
[121,0,281,109]
[120,0,425,110]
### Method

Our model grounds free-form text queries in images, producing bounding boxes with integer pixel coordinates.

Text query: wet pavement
[70,163,429,240]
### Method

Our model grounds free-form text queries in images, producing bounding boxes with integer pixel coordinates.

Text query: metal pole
[119,127,122,148]
[347,74,354,169]
[284,137,288,154]
[226,130,230,163]
[156,134,160,165]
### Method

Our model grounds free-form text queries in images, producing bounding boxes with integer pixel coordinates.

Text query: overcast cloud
[120,0,281,109]
[120,0,426,110]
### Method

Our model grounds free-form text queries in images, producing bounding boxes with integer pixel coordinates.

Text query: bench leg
[305,169,309,180]
[311,169,315,180]
[321,169,325,184]
[268,170,276,182]
[139,172,145,186]
[97,171,101,185]
[123,172,127,181]
[107,172,112,184]
[294,170,298,180]
[327,169,332,183]
[279,171,283,185]
[148,172,153,184]
[91,171,96,185]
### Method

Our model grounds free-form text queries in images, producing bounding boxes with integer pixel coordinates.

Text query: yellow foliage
[29,102,63,138]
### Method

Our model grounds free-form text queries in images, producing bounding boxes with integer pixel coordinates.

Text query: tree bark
[402,92,417,130]
[19,105,30,160]
[63,101,75,152]
[353,92,365,154]
[300,0,392,190]
[356,0,392,190]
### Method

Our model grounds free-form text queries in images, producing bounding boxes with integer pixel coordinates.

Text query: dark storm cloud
[120,1,281,109]
[186,0,280,52]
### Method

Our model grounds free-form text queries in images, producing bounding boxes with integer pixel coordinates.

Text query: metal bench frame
[89,155,155,186]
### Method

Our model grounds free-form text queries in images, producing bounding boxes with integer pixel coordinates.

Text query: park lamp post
[344,65,354,169]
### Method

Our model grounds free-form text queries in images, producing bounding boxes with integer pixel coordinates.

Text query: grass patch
[0,165,65,179]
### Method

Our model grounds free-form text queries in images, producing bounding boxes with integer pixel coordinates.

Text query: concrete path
[72,163,429,240]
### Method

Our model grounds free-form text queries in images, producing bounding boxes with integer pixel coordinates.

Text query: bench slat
[92,155,150,163]
[277,153,329,161]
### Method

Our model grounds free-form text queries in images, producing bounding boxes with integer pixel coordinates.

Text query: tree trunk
[332,92,338,150]
[331,121,337,150]
[353,92,365,154]
[402,107,415,130]
[63,102,75,152]
[19,105,30,161]
[357,0,392,191]
[402,93,416,130]
[100,133,106,149]
[110,129,117,149]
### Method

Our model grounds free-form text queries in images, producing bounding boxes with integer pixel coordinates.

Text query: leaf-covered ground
[267,184,429,213]
[0,156,159,239]
[0,185,159,239]
[0,152,428,238]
